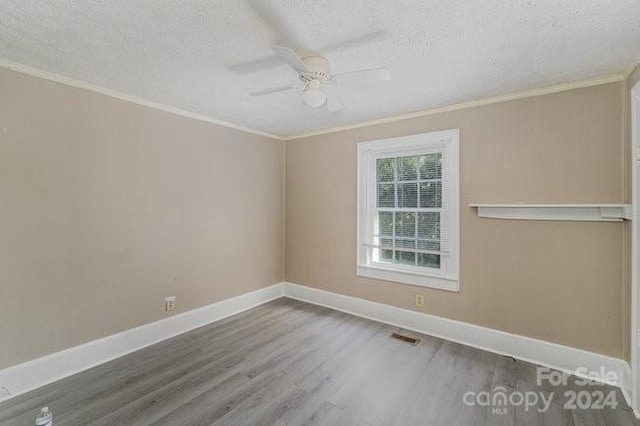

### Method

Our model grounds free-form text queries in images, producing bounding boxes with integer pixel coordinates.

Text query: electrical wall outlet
[414,293,425,308]
[165,296,176,312]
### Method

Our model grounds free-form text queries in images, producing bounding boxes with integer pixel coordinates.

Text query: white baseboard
[0,283,285,402]
[1,280,634,415]
[283,282,633,408]
[621,363,637,416]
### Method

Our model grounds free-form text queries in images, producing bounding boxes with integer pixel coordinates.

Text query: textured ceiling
[1,0,639,137]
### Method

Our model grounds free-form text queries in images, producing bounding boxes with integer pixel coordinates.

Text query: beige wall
[0,68,284,369]
[286,82,626,358]
[0,64,630,368]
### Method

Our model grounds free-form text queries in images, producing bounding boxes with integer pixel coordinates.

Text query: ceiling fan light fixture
[250,45,390,114]
[302,84,327,107]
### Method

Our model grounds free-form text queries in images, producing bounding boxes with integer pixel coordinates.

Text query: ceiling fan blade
[326,93,344,113]
[334,67,391,85]
[272,46,310,73]
[320,30,388,53]
[250,84,298,97]
[228,55,283,74]
[246,0,303,47]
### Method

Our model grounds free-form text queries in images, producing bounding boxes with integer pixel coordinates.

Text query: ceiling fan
[250,46,391,112]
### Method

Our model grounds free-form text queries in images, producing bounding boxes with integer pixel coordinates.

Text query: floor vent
[389,332,420,346]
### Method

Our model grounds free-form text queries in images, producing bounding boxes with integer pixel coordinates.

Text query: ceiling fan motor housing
[299,56,334,85]
[250,46,390,113]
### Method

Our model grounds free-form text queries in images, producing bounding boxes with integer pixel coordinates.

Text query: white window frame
[357,129,460,292]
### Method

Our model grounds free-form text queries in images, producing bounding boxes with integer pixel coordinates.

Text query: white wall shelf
[469,204,632,222]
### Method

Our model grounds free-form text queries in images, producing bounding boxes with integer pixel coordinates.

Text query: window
[357,129,459,291]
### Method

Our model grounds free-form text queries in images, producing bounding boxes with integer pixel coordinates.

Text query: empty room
[1,1,640,425]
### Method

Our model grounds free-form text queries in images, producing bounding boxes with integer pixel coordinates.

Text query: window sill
[357,264,459,292]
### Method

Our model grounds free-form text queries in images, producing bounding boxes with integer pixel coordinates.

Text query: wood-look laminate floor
[0,298,637,425]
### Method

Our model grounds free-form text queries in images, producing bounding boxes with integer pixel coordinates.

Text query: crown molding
[285,73,625,140]
[0,58,284,141]
[1,58,628,142]
[623,60,640,80]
